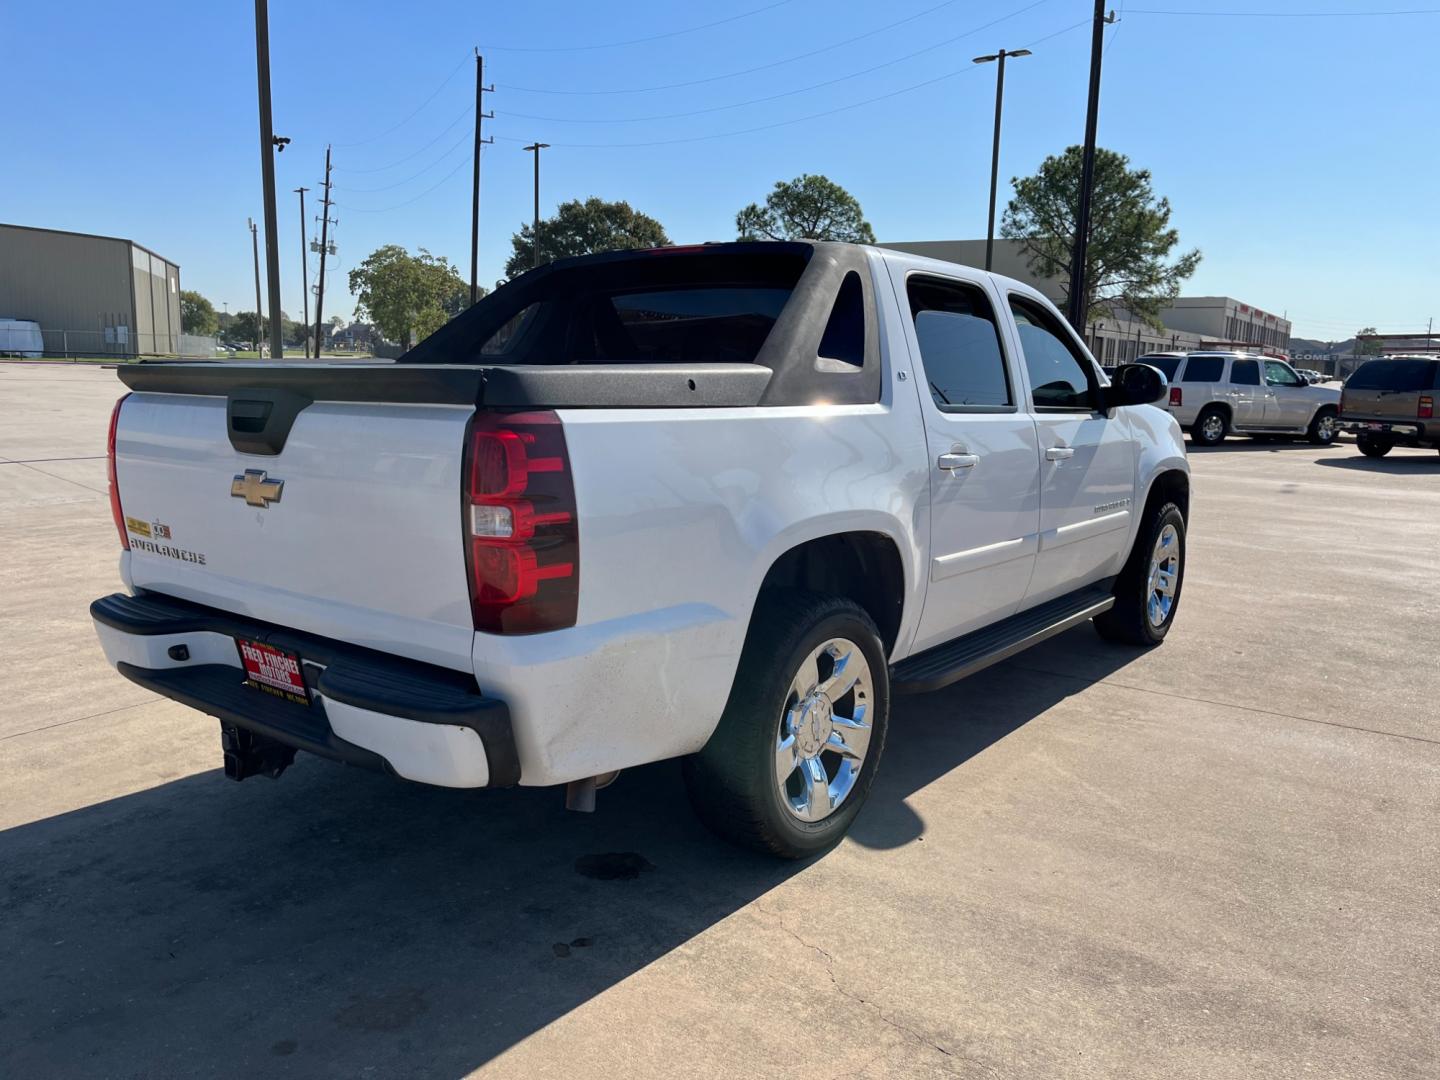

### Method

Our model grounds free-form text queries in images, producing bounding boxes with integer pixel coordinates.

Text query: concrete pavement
[1,363,1436,1078]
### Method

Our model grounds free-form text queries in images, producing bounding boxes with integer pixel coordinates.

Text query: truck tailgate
[1341,387,1419,419]
[114,389,476,672]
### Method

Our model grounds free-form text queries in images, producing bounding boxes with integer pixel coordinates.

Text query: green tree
[230,311,263,346]
[504,198,669,280]
[735,174,876,244]
[180,289,219,336]
[1354,327,1381,355]
[1001,146,1201,326]
[348,245,469,349]
[280,311,308,347]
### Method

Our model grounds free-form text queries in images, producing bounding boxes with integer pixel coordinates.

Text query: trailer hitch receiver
[220,724,297,781]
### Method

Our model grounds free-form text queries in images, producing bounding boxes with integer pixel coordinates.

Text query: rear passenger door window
[1230,359,1260,385]
[907,276,1013,411]
[1008,297,1097,411]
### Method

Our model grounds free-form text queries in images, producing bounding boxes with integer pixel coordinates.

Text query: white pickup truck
[93,242,1190,857]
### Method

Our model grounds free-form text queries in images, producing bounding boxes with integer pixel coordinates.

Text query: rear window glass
[605,288,790,363]
[1141,355,1181,380]
[1347,359,1436,392]
[1180,356,1225,382]
[410,248,810,366]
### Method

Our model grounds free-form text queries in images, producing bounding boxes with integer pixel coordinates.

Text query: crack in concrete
[0,457,107,496]
[756,901,989,1077]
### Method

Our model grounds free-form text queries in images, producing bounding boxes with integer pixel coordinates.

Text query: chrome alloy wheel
[1315,413,1337,442]
[1200,413,1225,442]
[775,638,873,823]
[1147,523,1181,629]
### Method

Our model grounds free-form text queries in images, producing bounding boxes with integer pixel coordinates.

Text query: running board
[891,585,1115,694]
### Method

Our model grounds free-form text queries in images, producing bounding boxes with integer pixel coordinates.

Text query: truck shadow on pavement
[1188,438,1339,453]
[1314,454,1440,473]
[0,627,1139,1078]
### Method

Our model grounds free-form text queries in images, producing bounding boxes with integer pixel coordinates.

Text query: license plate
[1365,422,1387,431]
[235,638,310,706]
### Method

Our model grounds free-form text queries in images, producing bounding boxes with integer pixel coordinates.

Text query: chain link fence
[0,327,220,360]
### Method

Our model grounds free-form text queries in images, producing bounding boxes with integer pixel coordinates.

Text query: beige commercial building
[0,223,182,357]
[881,238,1291,366]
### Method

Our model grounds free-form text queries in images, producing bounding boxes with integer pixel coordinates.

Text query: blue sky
[6,1,1437,341]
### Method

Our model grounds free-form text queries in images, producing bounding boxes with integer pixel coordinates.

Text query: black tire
[1093,501,1186,647]
[1307,406,1339,446]
[1357,433,1393,458]
[1190,406,1228,447]
[683,591,890,859]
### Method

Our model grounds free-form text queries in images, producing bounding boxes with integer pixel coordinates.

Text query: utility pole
[471,51,495,305]
[523,142,550,270]
[248,218,264,355]
[1066,2,1116,333]
[253,0,286,361]
[294,187,310,357]
[973,48,1031,272]
[313,146,335,358]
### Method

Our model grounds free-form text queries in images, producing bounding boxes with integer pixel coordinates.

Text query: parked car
[90,241,1190,857]
[1296,368,1324,384]
[1161,351,1340,446]
[1338,356,1440,457]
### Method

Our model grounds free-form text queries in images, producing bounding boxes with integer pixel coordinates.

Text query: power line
[501,0,1057,125]
[339,127,476,192]
[333,152,477,214]
[491,17,1090,150]
[494,0,1006,96]
[336,103,476,173]
[330,12,1087,211]
[1128,6,1439,16]
[332,53,471,147]
[478,0,799,52]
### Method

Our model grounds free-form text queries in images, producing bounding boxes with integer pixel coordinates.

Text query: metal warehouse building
[0,223,182,357]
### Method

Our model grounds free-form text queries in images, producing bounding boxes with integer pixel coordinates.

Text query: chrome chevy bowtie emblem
[231,469,284,508]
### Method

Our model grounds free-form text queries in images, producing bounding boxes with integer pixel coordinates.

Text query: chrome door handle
[1045,446,1075,461]
[938,452,979,470]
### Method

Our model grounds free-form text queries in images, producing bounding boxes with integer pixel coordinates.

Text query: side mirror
[1103,363,1167,409]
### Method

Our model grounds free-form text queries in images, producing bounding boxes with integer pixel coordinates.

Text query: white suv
[1143,351,1340,447]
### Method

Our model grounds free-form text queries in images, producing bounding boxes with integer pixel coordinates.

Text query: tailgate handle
[226,387,312,456]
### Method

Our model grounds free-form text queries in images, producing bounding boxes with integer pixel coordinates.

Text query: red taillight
[1420,395,1434,420]
[108,393,130,550]
[1169,387,1182,407]
[462,411,578,634]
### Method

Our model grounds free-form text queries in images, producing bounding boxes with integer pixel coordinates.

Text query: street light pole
[523,142,550,270]
[973,48,1031,272]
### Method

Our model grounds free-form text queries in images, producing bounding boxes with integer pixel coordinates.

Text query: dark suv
[1338,357,1440,458]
